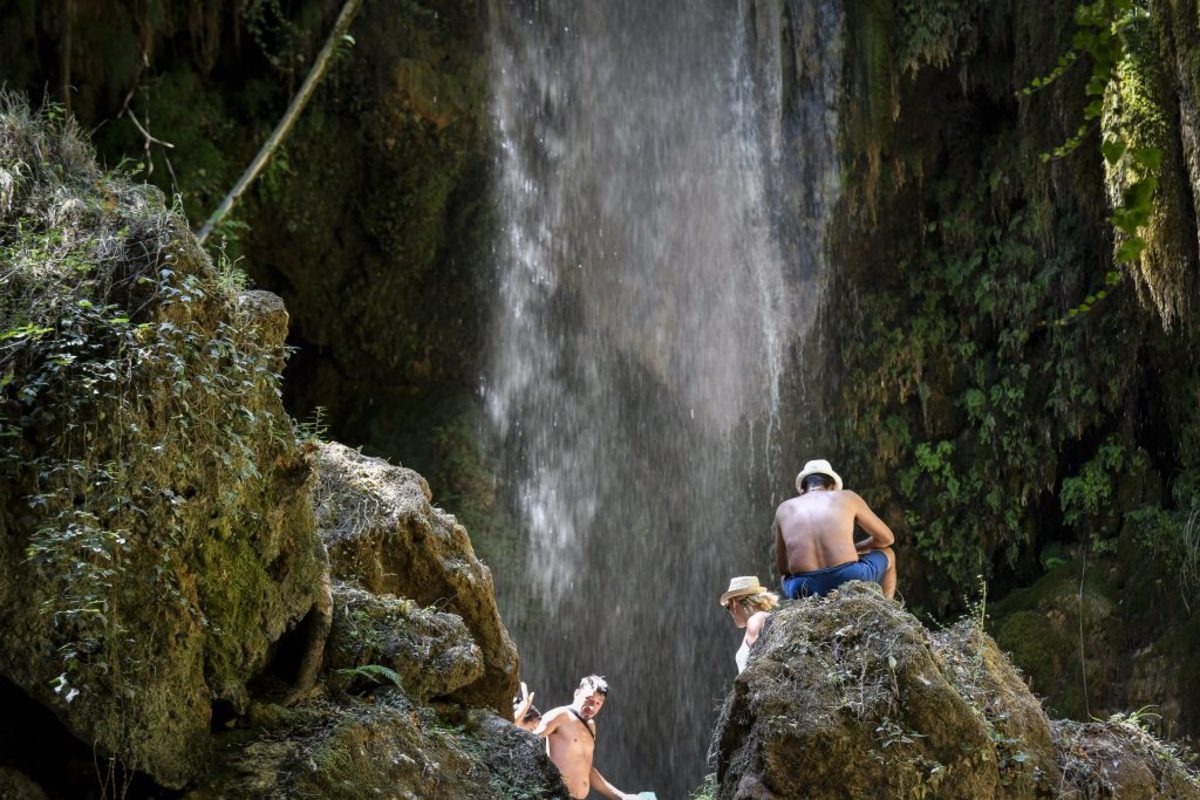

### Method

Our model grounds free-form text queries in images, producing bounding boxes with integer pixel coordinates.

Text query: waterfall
[484,1,843,794]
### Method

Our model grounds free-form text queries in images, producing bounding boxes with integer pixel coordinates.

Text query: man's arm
[744,610,767,649]
[589,766,635,800]
[532,707,567,738]
[848,491,894,551]
[773,515,788,575]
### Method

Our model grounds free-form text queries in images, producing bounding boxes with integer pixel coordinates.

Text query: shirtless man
[773,459,897,600]
[533,675,637,800]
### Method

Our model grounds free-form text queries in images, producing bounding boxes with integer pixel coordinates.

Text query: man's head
[795,458,843,494]
[573,674,609,719]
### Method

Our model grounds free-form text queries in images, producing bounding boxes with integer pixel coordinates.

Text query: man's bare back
[773,461,897,599]
[774,490,889,573]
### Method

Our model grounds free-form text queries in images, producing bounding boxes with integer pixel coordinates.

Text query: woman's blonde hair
[734,590,779,612]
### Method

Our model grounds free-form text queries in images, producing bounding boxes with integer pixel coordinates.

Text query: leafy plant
[1,93,299,777]
[333,663,403,689]
[1019,0,1160,266]
[297,405,329,444]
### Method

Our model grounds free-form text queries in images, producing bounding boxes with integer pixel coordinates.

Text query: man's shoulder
[544,705,585,725]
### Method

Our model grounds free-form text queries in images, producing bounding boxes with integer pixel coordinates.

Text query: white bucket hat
[795,459,843,493]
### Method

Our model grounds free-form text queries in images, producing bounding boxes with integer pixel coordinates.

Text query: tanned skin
[727,598,769,672]
[533,680,637,800]
[773,482,897,598]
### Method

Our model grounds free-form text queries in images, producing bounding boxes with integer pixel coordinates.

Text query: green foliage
[829,0,1200,646]
[296,405,330,444]
[821,109,1154,610]
[689,774,718,800]
[1,94,294,730]
[1020,0,1159,267]
[1059,436,1147,552]
[897,0,987,74]
[1126,502,1200,605]
[333,663,403,689]
[874,717,929,751]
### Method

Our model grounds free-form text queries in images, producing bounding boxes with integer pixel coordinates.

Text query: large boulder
[711,582,1043,799]
[0,98,325,788]
[185,693,569,800]
[1054,717,1200,798]
[312,442,518,714]
[709,582,1199,799]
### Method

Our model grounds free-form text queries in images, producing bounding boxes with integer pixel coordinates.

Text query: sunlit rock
[185,697,568,800]
[313,441,519,714]
[708,582,1198,799]
[0,97,324,788]
[325,579,485,703]
[711,582,1049,798]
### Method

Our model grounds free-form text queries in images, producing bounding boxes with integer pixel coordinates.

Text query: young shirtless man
[773,459,897,599]
[533,675,638,800]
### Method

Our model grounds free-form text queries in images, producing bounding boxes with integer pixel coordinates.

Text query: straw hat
[795,458,843,493]
[719,576,767,606]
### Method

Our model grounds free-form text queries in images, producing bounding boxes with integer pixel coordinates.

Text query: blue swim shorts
[781,551,889,599]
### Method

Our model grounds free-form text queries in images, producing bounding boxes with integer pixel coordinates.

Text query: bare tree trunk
[196,0,363,245]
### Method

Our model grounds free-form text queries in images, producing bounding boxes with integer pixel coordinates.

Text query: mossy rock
[993,610,1072,710]
[0,97,324,788]
[1053,717,1200,798]
[186,693,568,800]
[325,580,484,703]
[931,620,1061,794]
[709,583,1058,799]
[312,442,518,715]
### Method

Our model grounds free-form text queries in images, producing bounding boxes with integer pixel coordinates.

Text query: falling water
[485,1,843,795]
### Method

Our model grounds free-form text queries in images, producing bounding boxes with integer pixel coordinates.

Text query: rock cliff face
[709,583,1200,800]
[0,0,502,556]
[0,97,561,800]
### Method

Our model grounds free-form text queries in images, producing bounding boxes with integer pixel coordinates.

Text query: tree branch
[196,0,363,245]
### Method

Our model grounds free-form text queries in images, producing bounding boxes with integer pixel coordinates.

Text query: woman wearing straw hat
[719,576,779,674]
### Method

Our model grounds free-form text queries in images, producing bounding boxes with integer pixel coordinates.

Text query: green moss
[196,533,274,691]
[842,0,897,209]
[0,95,321,785]
[994,611,1067,700]
[1101,11,1196,327]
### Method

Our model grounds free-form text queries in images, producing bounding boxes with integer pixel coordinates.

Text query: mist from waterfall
[484,1,843,794]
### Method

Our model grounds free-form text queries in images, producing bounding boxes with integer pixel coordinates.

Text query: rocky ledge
[708,582,1200,800]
